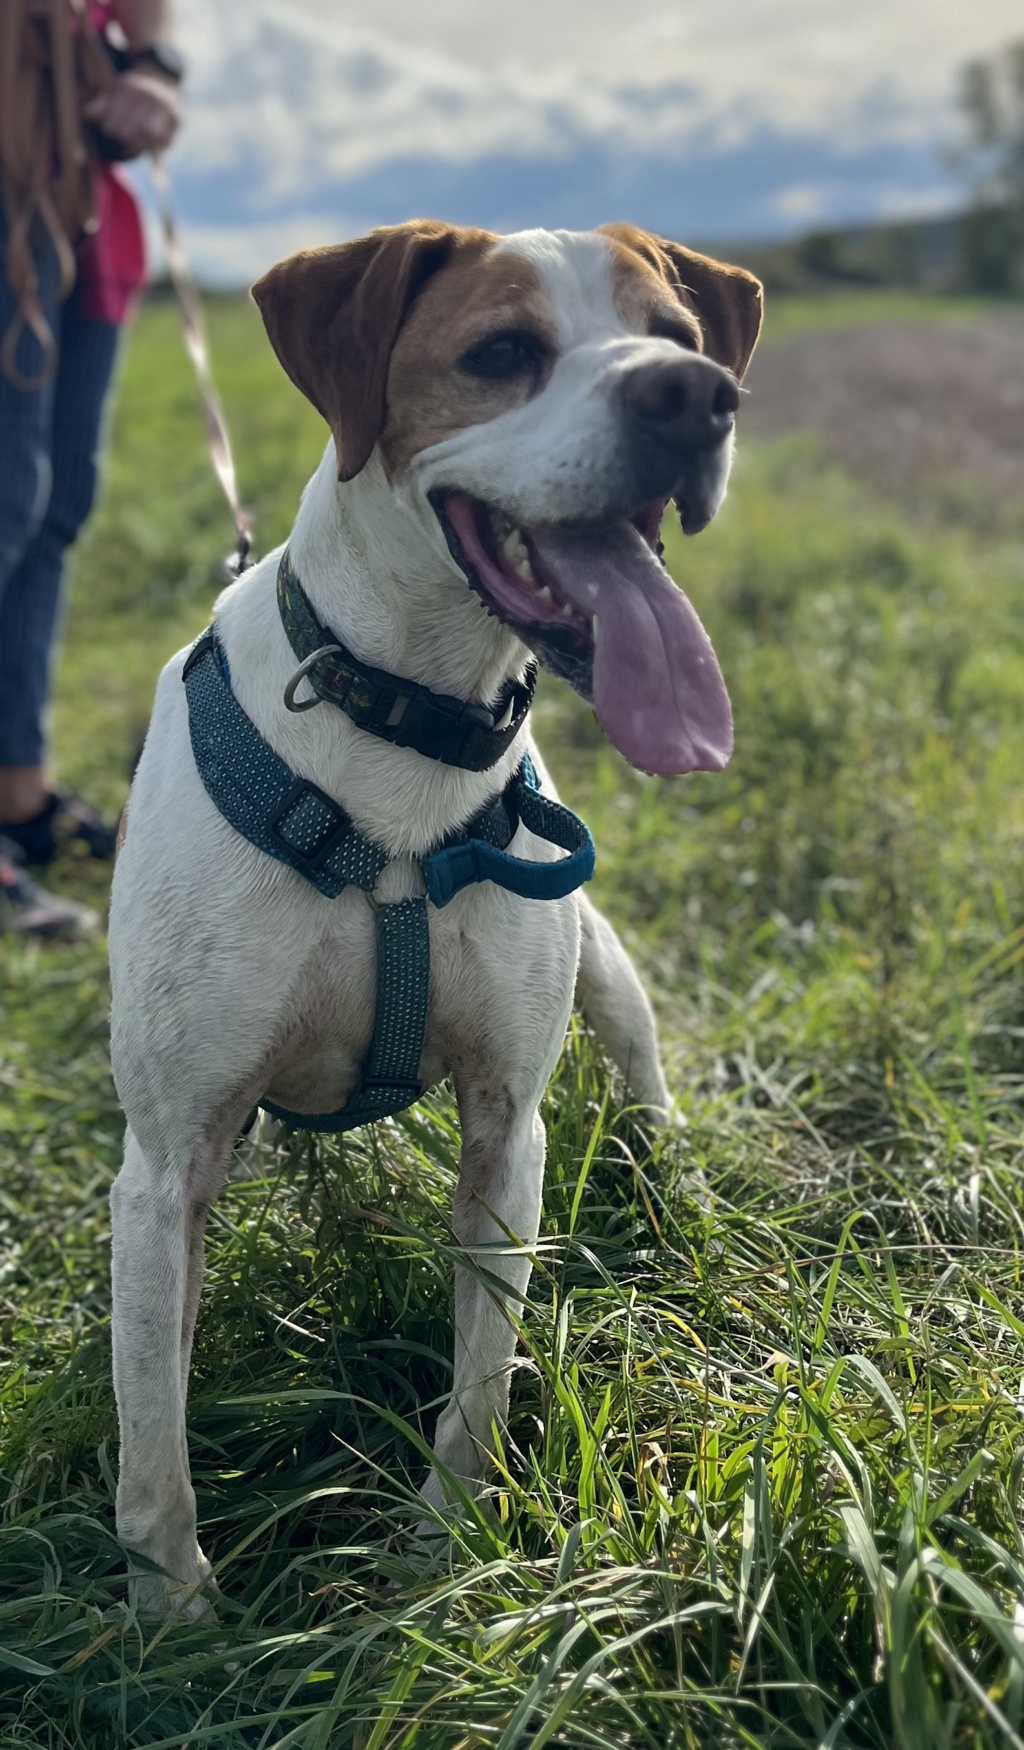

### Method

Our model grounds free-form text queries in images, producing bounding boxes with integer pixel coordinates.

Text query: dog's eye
[459,330,548,380]
[649,317,700,352]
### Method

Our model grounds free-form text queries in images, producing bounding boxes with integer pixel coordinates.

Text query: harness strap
[183,622,594,1135]
[262,896,430,1131]
[184,626,390,898]
[423,760,595,908]
[277,550,536,772]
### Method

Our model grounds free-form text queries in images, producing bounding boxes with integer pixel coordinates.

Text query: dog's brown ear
[251,221,491,481]
[600,224,763,380]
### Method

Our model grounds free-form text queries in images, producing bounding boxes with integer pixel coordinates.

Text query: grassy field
[2,290,1024,1748]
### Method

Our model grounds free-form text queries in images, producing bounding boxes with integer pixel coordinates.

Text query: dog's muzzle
[619,353,739,535]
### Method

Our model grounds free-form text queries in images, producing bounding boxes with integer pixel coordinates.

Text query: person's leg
[0,287,121,847]
[0,224,59,818]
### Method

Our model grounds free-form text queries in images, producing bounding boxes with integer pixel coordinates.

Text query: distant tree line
[955,39,1024,293]
[736,40,1024,297]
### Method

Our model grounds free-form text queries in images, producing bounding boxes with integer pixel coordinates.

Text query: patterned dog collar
[276,550,536,772]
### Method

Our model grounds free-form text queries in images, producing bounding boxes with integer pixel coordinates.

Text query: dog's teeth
[591,615,598,640]
[500,528,538,586]
[501,528,530,565]
[538,585,553,603]
[561,602,574,619]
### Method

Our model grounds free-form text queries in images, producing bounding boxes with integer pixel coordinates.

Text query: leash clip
[283,643,344,713]
[223,525,255,580]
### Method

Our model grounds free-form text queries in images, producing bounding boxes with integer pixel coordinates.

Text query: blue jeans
[0,224,121,769]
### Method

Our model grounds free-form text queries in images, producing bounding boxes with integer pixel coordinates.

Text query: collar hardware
[283,643,345,713]
[277,550,536,771]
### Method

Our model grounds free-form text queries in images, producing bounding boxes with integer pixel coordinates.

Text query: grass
[1,289,1024,1747]
[760,291,1007,339]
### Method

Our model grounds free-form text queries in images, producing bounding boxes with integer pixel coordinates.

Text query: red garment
[74,1,148,323]
[76,164,147,323]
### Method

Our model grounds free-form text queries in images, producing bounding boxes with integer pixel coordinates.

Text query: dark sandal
[0,837,98,937]
[0,791,119,865]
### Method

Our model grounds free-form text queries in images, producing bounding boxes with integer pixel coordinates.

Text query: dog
[107,220,762,1615]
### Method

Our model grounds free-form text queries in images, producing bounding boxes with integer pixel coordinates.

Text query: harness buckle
[266,778,353,876]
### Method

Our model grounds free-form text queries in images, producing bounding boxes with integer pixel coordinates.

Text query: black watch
[121,41,185,84]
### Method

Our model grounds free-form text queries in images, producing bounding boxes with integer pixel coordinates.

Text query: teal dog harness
[182,560,594,1133]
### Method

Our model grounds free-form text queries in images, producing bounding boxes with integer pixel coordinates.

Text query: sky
[155,0,1022,283]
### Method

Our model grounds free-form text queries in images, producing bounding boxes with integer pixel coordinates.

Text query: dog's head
[252,221,762,776]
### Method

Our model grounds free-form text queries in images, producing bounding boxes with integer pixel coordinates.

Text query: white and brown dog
[108,220,762,1613]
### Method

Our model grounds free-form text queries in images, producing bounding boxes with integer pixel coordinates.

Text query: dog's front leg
[420,1086,546,1516]
[110,1128,226,1617]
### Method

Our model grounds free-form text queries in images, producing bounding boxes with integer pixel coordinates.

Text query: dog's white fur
[418,230,734,533]
[105,227,719,1617]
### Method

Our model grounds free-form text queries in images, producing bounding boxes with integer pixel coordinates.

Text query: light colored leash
[149,153,253,576]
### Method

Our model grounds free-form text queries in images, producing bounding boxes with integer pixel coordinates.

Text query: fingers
[83,74,181,158]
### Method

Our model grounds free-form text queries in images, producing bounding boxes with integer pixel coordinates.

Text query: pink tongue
[529,522,733,775]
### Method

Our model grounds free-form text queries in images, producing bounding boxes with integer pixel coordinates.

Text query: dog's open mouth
[435,492,732,776]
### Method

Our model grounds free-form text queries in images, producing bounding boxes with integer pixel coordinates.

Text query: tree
[955,40,1024,293]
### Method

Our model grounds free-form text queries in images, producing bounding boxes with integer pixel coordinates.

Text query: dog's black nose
[620,355,738,453]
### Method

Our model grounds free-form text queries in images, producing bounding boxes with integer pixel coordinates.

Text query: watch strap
[115,42,185,83]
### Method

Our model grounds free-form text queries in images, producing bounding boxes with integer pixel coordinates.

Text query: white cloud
[169,0,1018,199]
[169,8,712,198]
[772,184,827,221]
[254,0,1021,113]
[146,0,1019,281]
[170,216,370,285]
[873,185,963,221]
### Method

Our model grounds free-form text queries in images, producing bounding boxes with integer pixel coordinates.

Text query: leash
[149,153,253,577]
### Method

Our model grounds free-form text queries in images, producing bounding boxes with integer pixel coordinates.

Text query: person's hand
[82,68,181,159]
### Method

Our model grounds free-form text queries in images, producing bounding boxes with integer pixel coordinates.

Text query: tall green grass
[1,295,1023,1746]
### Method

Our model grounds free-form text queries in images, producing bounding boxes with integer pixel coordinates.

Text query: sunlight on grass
[762,290,1002,340]
[1,292,1023,1746]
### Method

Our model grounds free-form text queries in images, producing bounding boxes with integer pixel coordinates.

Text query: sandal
[0,791,119,865]
[0,837,98,937]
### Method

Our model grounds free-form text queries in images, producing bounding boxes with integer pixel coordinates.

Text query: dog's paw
[407,1468,470,1560]
[617,1094,681,1159]
[640,1096,683,1131]
[129,1546,218,1622]
[621,1060,677,1133]
[399,1521,452,1582]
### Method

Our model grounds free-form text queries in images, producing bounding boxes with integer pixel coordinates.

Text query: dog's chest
[260,873,578,1119]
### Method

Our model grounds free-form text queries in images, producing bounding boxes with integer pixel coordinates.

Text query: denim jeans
[0,223,121,768]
